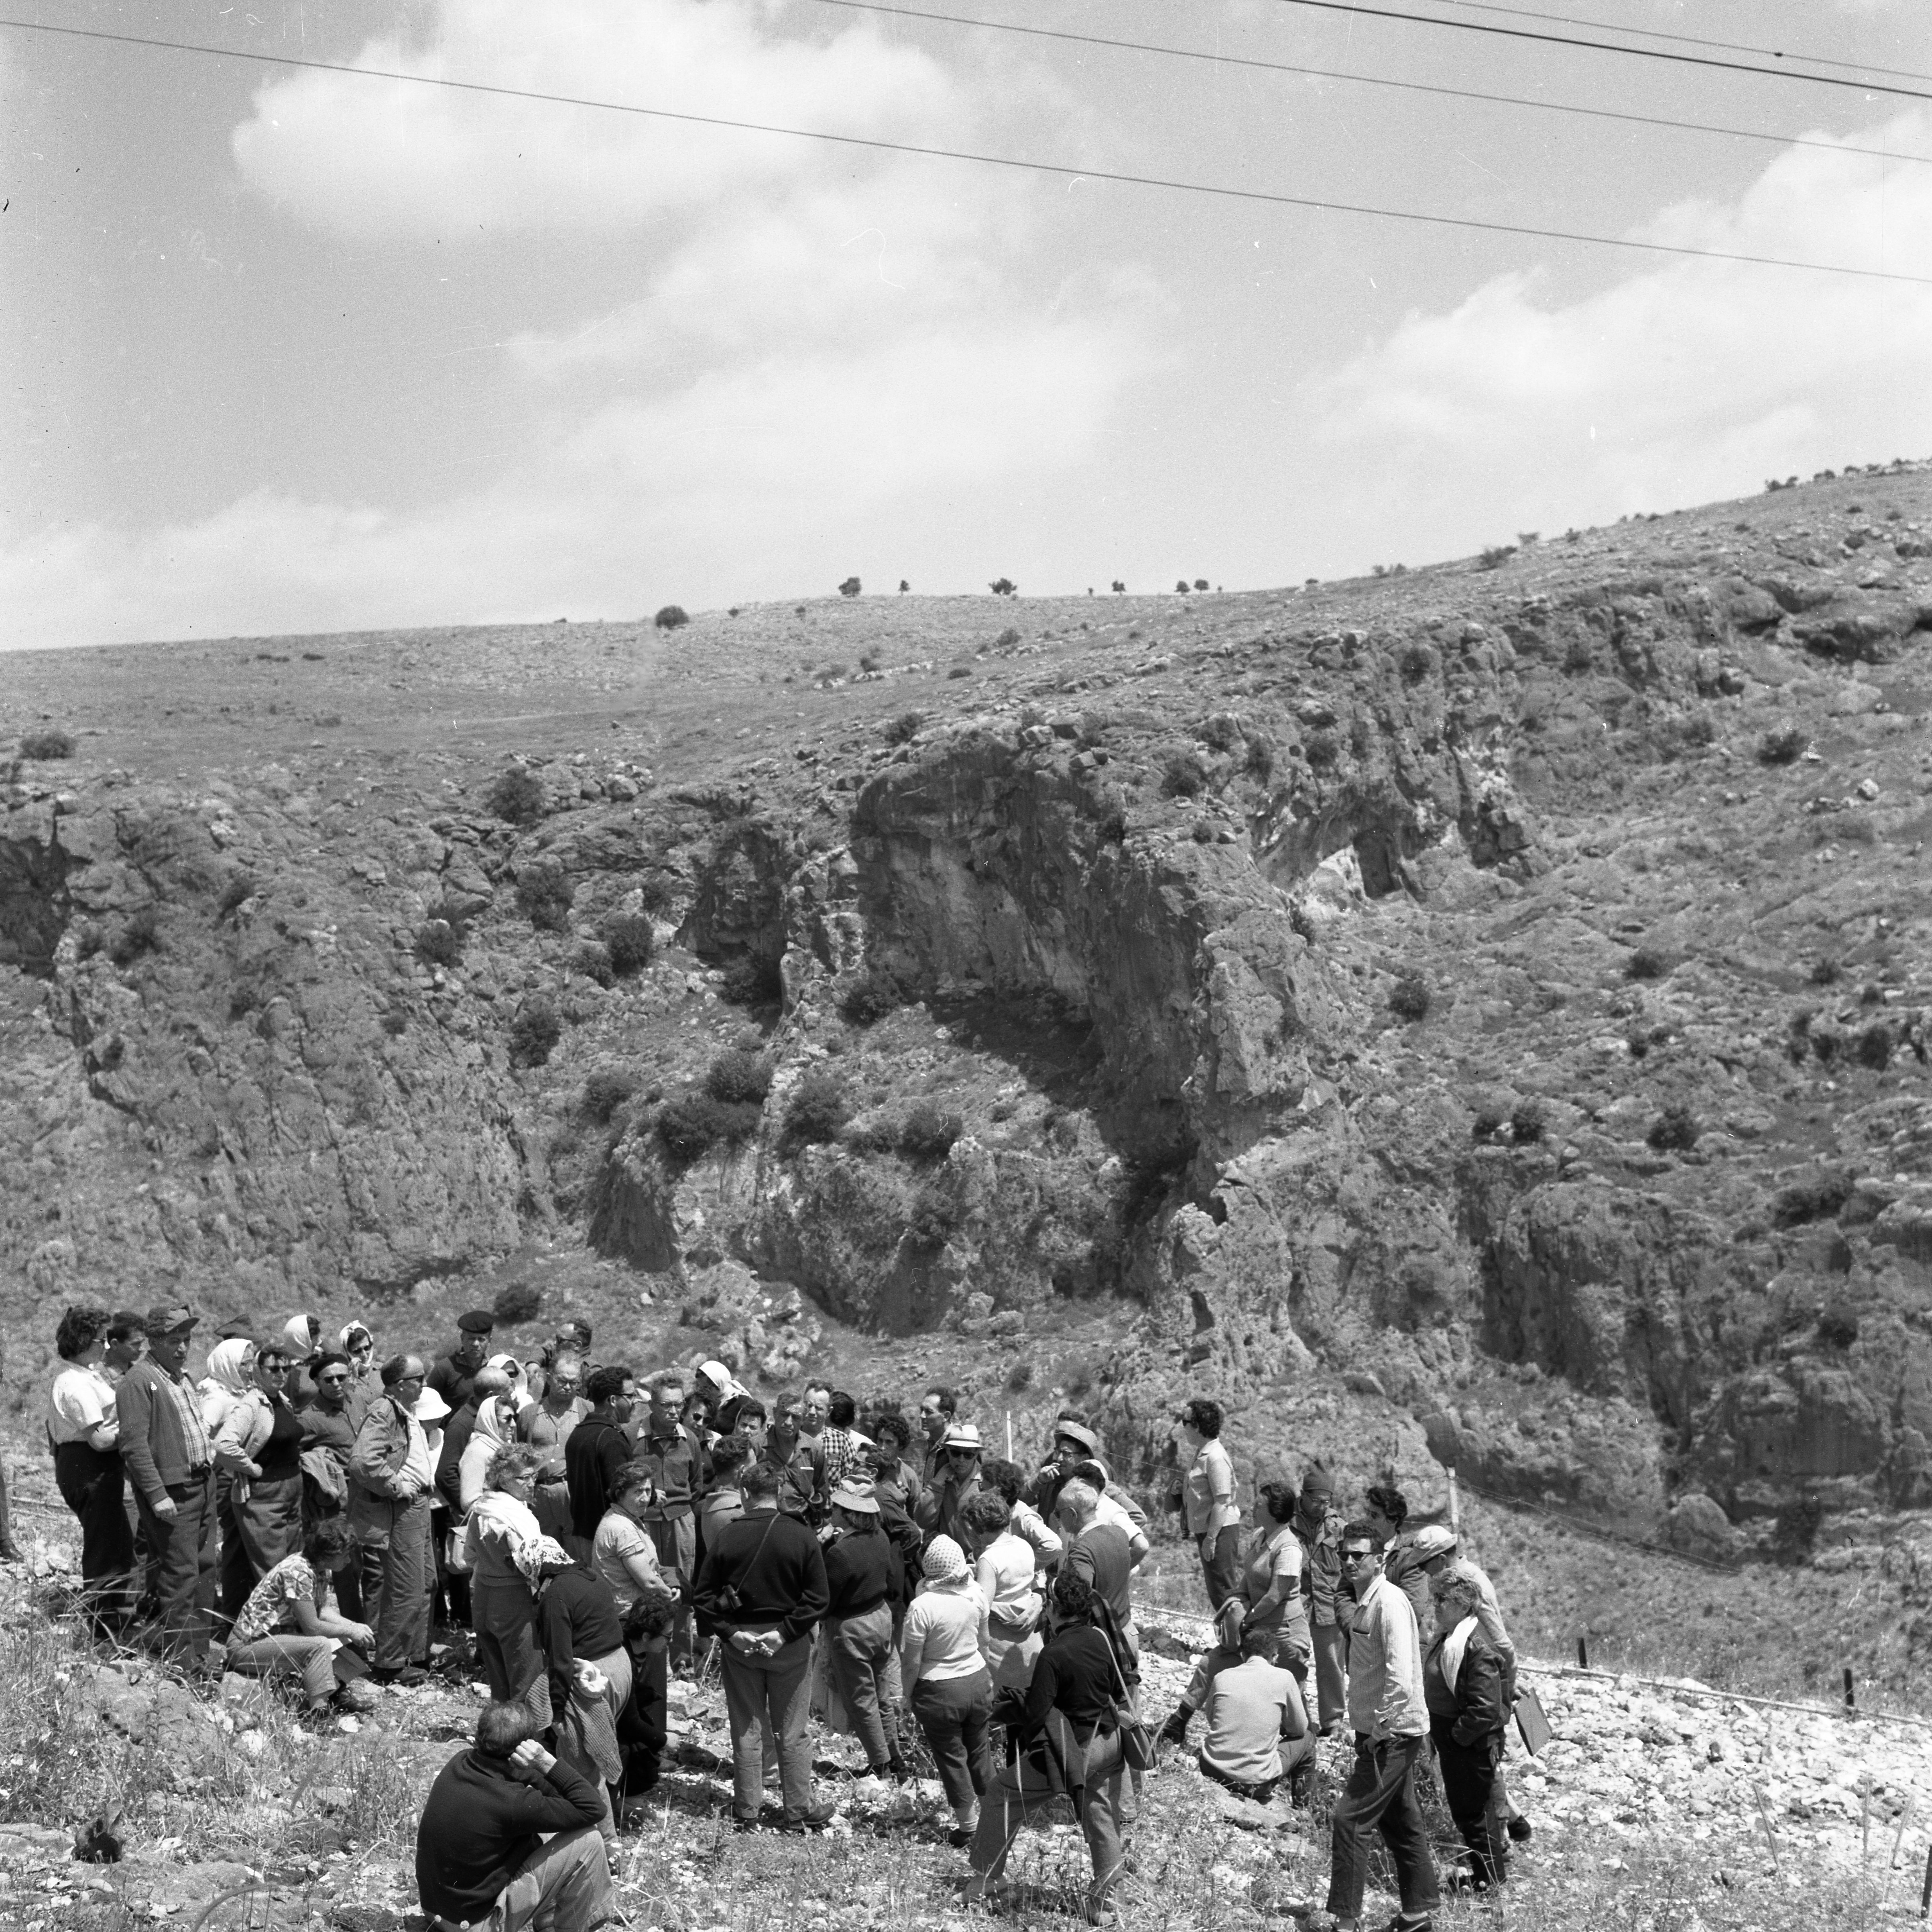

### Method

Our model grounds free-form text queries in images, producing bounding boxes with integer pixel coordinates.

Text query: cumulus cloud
[1302,111,1932,554]
[232,0,964,235]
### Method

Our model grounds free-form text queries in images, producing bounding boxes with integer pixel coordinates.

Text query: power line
[1271,0,1932,106]
[1424,0,1932,90]
[806,0,1932,170]
[4,15,1929,287]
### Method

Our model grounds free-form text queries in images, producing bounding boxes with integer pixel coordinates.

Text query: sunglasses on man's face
[260,1361,290,1374]
[318,1372,350,1386]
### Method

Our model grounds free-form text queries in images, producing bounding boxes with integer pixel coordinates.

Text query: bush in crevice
[907,1188,959,1248]
[899,1099,963,1164]
[1646,1104,1700,1152]
[487,767,546,826]
[1509,1098,1548,1145]
[1243,737,1275,783]
[1624,947,1669,982]
[1809,957,1840,986]
[219,873,259,918]
[1303,731,1339,769]
[1816,1305,1859,1350]
[1771,1172,1854,1228]
[109,906,161,967]
[1471,1106,1505,1142]
[722,954,783,1007]
[706,1049,773,1105]
[781,1069,850,1154]
[883,711,924,747]
[603,912,654,976]
[508,996,562,1069]
[1198,714,1241,754]
[840,971,901,1027]
[516,861,575,933]
[20,727,75,760]
[1389,975,1431,1022]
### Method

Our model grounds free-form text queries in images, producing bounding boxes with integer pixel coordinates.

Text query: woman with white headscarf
[464,1441,569,1721]
[200,1338,257,1617]
[213,1336,306,1617]
[282,1314,323,1409]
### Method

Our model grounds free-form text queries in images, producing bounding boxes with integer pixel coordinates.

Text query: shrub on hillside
[20,727,75,760]
[492,1281,543,1327]
[569,939,614,987]
[1198,714,1241,753]
[1161,751,1207,798]
[899,1100,962,1164]
[415,919,462,968]
[1510,1098,1548,1145]
[1817,1305,1860,1350]
[1757,726,1806,766]
[1625,947,1668,981]
[1389,975,1431,1022]
[989,578,1017,596]
[509,996,561,1068]
[883,711,924,747]
[1303,731,1340,769]
[516,861,575,933]
[838,577,862,599]
[1471,1105,1505,1142]
[656,1092,760,1162]
[840,971,901,1027]
[1809,957,1840,985]
[654,605,690,630]
[907,1188,959,1248]
[600,915,655,981]
[1857,1022,1893,1071]
[706,1049,773,1105]
[109,906,160,967]
[582,1069,641,1122]
[1398,643,1434,684]
[781,1069,850,1153]
[487,767,546,825]
[1647,1105,1700,1151]
[219,872,259,917]
[994,627,1021,648]
[1478,545,1517,570]
[1771,1172,1854,1228]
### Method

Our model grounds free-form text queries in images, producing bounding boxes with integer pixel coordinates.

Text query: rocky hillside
[6,464,1932,1656]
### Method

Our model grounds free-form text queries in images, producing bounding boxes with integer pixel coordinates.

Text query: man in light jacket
[114,1304,217,1662]
[1317,1521,1439,1932]
[349,1353,435,1685]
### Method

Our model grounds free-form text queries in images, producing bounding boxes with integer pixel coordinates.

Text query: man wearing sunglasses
[1314,1526,1439,1932]
[301,1351,374,1618]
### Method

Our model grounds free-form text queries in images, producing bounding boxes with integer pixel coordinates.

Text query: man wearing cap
[823,1482,906,1782]
[915,1422,983,1548]
[1319,1521,1438,1932]
[427,1312,494,1413]
[350,1354,437,1685]
[114,1304,218,1661]
[1295,1466,1350,1735]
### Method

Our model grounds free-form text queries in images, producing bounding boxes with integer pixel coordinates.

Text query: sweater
[691,1506,828,1644]
[1001,1623,1118,1743]
[415,1748,605,1926]
[565,1416,634,1543]
[823,1527,892,1618]
[1344,1574,1428,1741]
[1194,1652,1307,1785]
[539,1564,626,1722]
[899,1580,988,1686]
[1066,1521,1134,1627]
[116,1358,212,1505]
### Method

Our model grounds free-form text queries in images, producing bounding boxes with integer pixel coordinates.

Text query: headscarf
[922,1535,970,1586]
[204,1339,256,1397]
[284,1314,319,1361]
[458,1393,519,1514]
[340,1321,373,1354]
[466,1486,571,1587]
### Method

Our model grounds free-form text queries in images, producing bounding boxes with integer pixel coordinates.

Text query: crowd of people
[41,1301,1530,1932]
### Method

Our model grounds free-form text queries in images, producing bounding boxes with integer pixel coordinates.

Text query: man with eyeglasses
[1314,1525,1439,1932]
[916,1386,957,1490]
[915,1422,984,1549]
[301,1350,374,1619]
[348,1353,437,1685]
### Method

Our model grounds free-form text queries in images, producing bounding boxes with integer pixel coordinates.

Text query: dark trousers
[1326,1734,1441,1922]
[1199,1526,1243,1609]
[372,1494,433,1671]
[1432,1718,1509,1886]
[333,1540,381,1623]
[134,1472,216,1661]
[54,1442,134,1621]
[910,1667,993,1812]
[617,1637,669,1794]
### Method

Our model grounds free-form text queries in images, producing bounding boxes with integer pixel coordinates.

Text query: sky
[4,0,1931,647]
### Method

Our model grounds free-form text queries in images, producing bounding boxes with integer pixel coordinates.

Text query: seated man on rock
[416,1698,614,1932]
[1160,1607,1316,1807]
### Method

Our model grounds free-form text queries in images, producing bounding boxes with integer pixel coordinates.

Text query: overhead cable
[806,0,1932,169]
[3,16,1928,287]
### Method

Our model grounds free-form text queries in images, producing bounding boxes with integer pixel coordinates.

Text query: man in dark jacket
[114,1304,216,1662]
[692,1461,832,1830]
[348,1354,435,1684]
[425,1310,493,1413]
[567,1366,636,1542]
[416,1699,612,1930]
